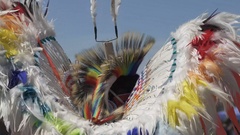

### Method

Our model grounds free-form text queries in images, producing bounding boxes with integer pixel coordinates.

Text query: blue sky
[47,0,240,69]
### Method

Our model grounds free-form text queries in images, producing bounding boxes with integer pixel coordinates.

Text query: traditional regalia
[0,0,240,135]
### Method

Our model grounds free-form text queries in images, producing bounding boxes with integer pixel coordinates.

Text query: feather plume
[111,0,121,24]
[90,0,97,26]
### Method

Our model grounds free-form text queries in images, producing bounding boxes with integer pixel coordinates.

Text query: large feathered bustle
[124,12,240,135]
[71,32,154,123]
[0,1,81,134]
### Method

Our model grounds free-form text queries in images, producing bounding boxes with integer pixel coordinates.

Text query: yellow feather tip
[0,28,19,58]
[167,80,204,127]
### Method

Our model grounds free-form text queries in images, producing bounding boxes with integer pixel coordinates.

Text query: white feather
[111,0,121,24]
[90,0,97,26]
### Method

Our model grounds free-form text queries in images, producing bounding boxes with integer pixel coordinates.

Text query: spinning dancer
[0,0,240,135]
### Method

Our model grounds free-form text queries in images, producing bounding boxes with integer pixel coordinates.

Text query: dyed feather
[71,32,154,123]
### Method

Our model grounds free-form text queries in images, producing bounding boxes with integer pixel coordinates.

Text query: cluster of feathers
[71,33,154,124]
[0,0,240,135]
